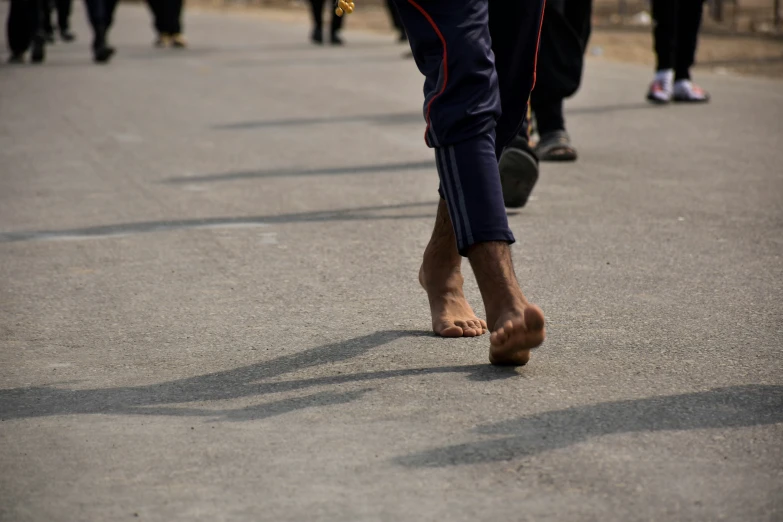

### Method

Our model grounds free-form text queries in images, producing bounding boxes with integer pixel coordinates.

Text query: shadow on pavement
[0,201,437,243]
[0,330,519,422]
[567,102,654,116]
[212,103,651,132]
[213,112,422,130]
[395,384,783,467]
[163,160,433,184]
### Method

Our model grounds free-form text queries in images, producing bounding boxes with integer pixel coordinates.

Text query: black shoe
[60,29,76,42]
[498,136,539,208]
[92,27,114,63]
[311,29,323,45]
[8,53,24,64]
[31,39,45,63]
[93,45,115,63]
[330,33,343,45]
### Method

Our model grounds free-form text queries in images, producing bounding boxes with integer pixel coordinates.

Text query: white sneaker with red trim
[673,80,710,103]
[646,69,674,104]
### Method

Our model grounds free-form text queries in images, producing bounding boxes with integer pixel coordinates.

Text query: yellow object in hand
[335,0,354,16]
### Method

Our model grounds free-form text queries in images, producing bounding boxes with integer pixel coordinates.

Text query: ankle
[484,293,526,324]
[420,254,462,287]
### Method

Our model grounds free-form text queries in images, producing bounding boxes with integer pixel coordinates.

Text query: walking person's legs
[7,0,36,62]
[391,0,546,365]
[84,0,115,62]
[648,0,677,103]
[385,0,406,41]
[329,5,344,44]
[308,0,325,43]
[166,0,186,47]
[672,0,709,102]
[147,0,167,45]
[528,0,592,162]
[55,0,74,40]
[30,0,47,62]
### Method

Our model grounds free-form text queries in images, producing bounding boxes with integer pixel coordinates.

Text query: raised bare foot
[419,265,487,337]
[488,303,545,366]
[420,199,487,338]
[467,241,546,366]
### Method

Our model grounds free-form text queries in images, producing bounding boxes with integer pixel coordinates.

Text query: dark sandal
[535,130,577,162]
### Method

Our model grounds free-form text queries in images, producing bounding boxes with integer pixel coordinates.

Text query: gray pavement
[1,4,782,521]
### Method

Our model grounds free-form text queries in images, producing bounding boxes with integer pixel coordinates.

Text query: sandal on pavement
[535,130,577,162]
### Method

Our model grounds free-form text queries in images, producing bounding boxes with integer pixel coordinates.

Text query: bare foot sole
[489,304,545,366]
[420,267,488,338]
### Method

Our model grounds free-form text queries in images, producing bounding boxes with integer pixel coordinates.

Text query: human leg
[84,0,115,62]
[7,0,36,60]
[672,0,709,102]
[329,4,344,44]
[392,0,545,358]
[308,0,324,43]
[490,0,547,207]
[55,0,74,40]
[166,0,186,47]
[648,0,677,103]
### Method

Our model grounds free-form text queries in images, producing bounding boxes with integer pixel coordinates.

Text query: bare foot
[488,303,545,366]
[419,266,487,337]
[467,241,546,366]
[420,200,487,338]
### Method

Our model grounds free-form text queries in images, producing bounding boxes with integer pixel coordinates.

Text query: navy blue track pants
[392,0,546,255]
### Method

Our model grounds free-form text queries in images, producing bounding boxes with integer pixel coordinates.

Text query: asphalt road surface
[1,4,782,521]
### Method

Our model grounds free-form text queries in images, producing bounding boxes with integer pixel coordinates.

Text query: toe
[491,327,507,346]
[437,322,464,337]
[455,320,479,337]
[463,327,479,337]
[468,319,483,334]
[524,305,545,331]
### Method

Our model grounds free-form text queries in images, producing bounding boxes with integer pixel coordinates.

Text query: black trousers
[147,0,183,34]
[43,0,72,33]
[392,0,545,254]
[530,0,592,135]
[84,0,117,31]
[6,0,45,54]
[652,0,705,80]
[385,0,404,36]
[308,0,342,36]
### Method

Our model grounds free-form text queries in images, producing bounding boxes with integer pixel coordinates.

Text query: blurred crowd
[5,0,712,159]
[6,0,185,63]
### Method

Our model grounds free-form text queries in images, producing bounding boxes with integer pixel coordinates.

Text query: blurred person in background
[528,0,592,162]
[385,0,406,43]
[43,0,76,42]
[647,0,710,103]
[147,0,186,48]
[84,0,118,62]
[7,0,113,63]
[6,0,46,63]
[495,0,592,208]
[308,0,343,45]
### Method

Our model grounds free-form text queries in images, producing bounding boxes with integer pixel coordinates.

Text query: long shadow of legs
[395,385,783,467]
[163,160,434,184]
[0,330,425,420]
[213,112,422,130]
[0,330,517,422]
[0,201,437,243]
